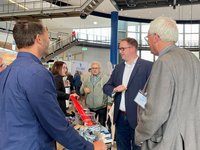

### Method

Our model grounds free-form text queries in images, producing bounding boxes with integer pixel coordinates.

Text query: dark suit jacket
[103,58,152,129]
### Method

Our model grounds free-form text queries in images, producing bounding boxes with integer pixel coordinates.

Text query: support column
[110,11,118,65]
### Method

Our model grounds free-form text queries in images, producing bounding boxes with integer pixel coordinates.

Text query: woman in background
[51,61,77,116]
[73,70,82,96]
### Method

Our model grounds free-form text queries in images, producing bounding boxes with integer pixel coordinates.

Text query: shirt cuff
[111,91,116,98]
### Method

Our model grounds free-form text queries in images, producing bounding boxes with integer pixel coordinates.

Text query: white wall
[61,46,111,75]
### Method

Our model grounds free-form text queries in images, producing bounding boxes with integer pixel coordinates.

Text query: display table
[61,96,112,149]
[62,116,112,150]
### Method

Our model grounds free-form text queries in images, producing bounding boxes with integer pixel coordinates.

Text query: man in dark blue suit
[103,38,152,150]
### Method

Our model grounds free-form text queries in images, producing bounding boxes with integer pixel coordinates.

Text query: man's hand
[113,85,127,92]
[107,105,112,110]
[70,93,80,99]
[84,87,91,94]
[64,80,70,87]
[93,141,107,150]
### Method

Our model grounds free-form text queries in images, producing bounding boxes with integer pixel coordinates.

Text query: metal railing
[48,35,75,53]
[43,34,79,62]
[76,33,111,45]
[0,0,78,13]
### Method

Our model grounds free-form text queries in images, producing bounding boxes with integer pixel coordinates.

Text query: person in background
[0,57,6,72]
[72,31,76,40]
[80,61,111,126]
[135,17,200,150]
[56,35,61,48]
[88,67,91,73]
[73,70,82,96]
[103,38,152,150]
[51,61,75,116]
[81,67,92,83]
[66,71,74,93]
[0,19,106,150]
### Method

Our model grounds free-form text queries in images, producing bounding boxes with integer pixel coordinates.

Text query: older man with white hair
[135,16,200,150]
[80,61,110,127]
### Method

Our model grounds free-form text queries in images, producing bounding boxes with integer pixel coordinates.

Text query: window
[185,34,199,47]
[177,34,183,46]
[141,51,154,61]
[74,22,200,62]
[185,24,199,33]
[177,24,183,33]
[141,24,150,33]
[127,33,139,41]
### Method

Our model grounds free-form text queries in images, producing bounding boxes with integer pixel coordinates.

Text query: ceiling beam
[0,0,103,21]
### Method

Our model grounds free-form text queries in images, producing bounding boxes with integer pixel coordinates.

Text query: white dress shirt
[119,57,138,111]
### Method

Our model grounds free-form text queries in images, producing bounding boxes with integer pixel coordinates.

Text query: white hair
[90,61,101,68]
[149,16,178,43]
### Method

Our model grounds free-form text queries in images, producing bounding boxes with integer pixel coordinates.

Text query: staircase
[42,35,79,62]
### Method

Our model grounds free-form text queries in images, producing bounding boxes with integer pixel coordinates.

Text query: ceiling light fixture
[93,21,98,25]
[9,0,29,10]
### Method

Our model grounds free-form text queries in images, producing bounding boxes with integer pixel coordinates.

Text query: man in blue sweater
[0,19,106,150]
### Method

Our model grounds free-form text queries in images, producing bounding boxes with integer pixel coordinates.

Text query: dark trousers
[90,107,107,126]
[115,111,141,150]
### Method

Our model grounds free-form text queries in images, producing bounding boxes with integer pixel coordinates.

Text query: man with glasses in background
[103,37,152,150]
[135,16,200,150]
[80,61,110,126]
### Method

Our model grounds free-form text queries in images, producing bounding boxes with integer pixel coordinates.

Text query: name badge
[134,90,147,109]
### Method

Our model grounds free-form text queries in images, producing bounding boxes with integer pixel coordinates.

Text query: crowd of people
[1,16,200,150]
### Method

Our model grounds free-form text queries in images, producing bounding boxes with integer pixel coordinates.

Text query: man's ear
[154,34,161,43]
[35,34,42,45]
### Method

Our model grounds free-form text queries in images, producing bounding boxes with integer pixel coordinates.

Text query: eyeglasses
[118,47,132,52]
[91,67,99,70]
[144,33,155,42]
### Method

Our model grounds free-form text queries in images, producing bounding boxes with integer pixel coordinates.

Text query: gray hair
[149,17,178,43]
[90,61,101,68]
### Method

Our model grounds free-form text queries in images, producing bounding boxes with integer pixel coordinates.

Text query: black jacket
[54,75,69,115]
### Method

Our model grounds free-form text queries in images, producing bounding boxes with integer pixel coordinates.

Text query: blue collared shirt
[0,52,93,150]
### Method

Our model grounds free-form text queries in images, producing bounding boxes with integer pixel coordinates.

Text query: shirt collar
[125,56,138,67]
[159,45,177,57]
[17,52,42,65]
